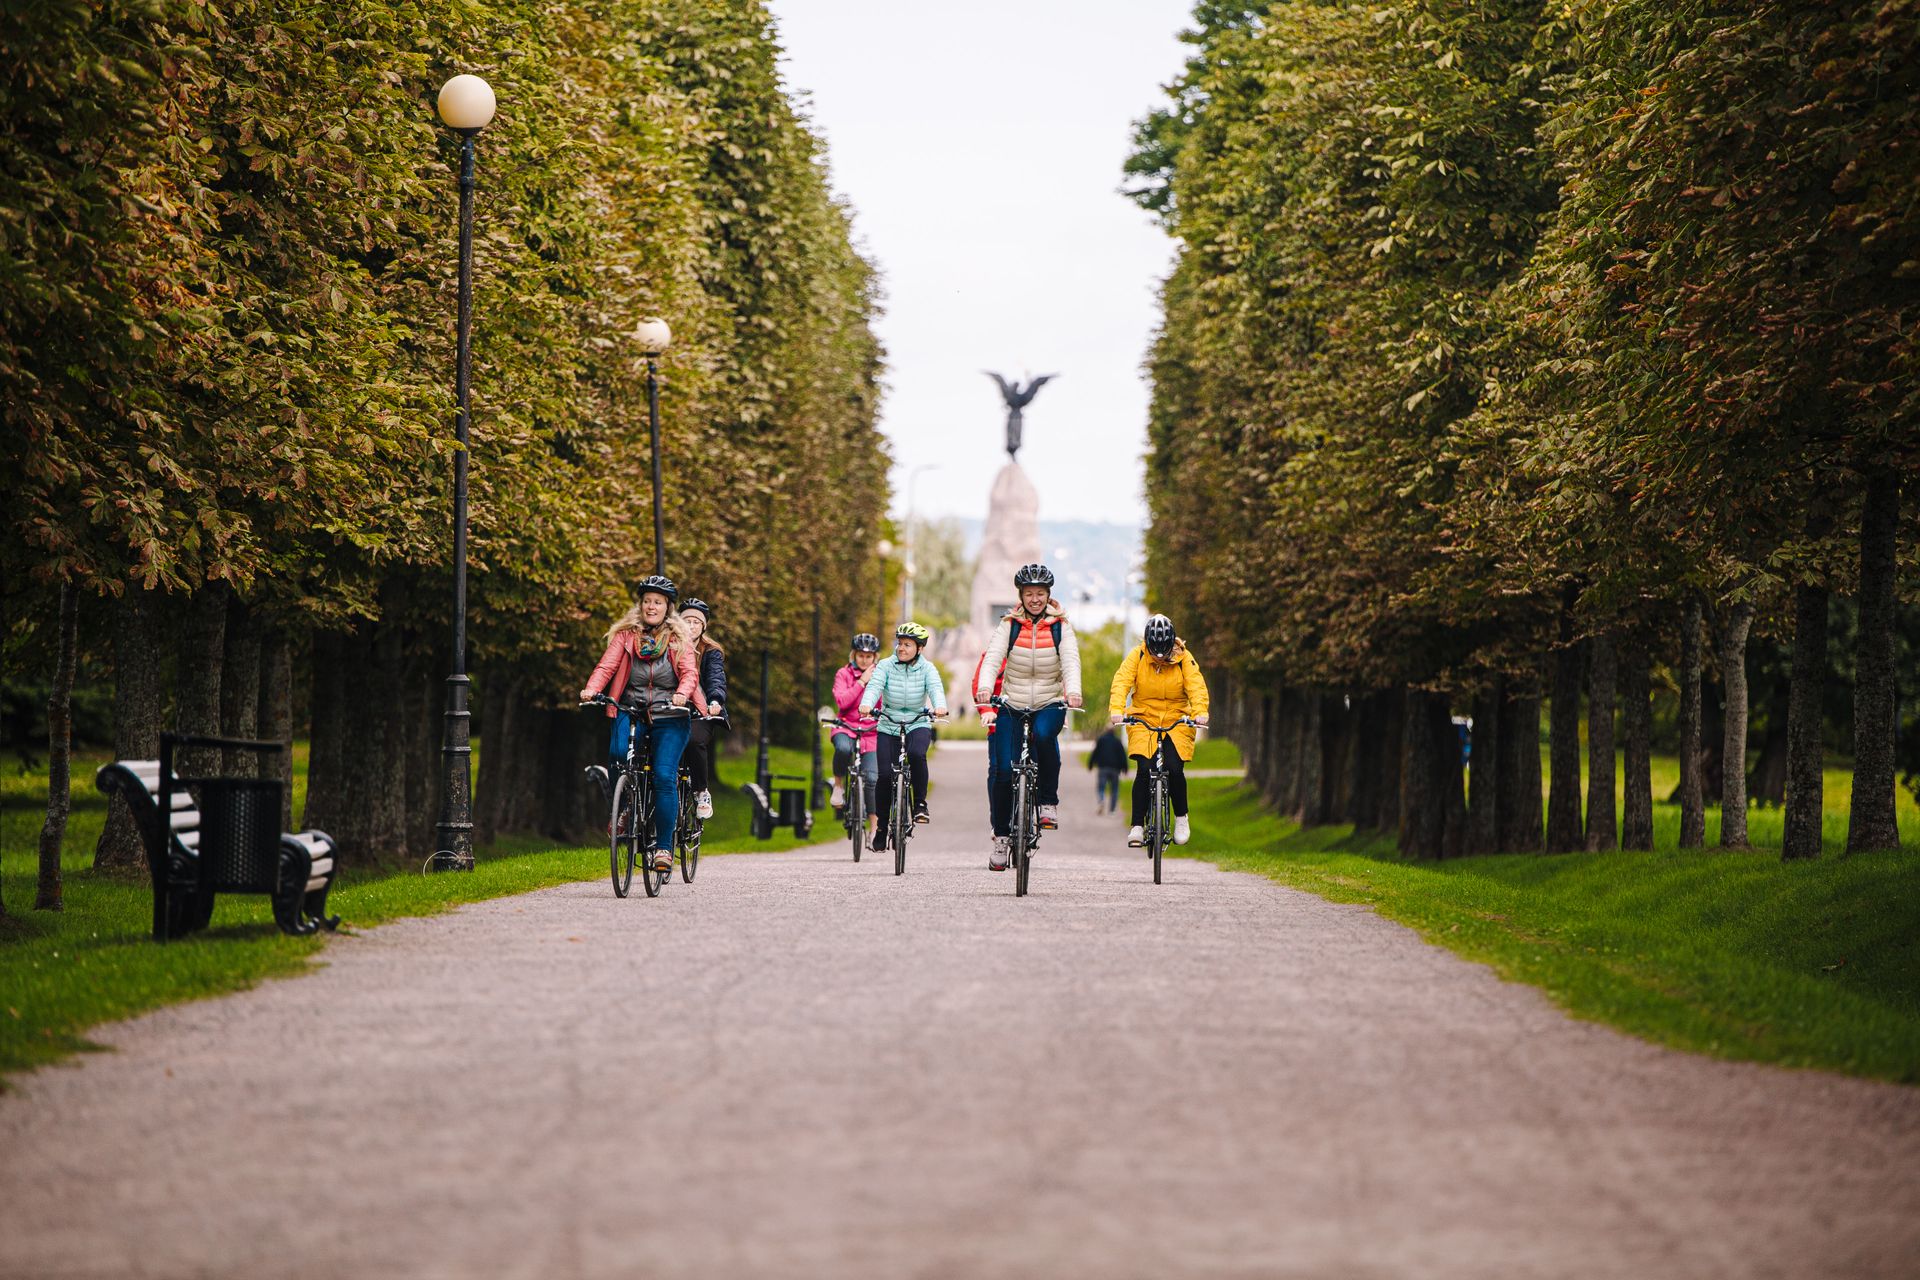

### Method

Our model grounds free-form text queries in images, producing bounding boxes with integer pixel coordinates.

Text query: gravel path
[3,743,1917,1279]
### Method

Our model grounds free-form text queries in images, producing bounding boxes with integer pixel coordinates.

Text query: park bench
[740,772,815,840]
[95,733,340,942]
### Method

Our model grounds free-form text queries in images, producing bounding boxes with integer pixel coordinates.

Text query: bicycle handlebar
[579,693,693,720]
[1122,715,1200,734]
[989,698,1070,717]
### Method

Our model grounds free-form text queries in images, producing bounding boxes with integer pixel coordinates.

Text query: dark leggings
[685,718,721,792]
[876,727,931,824]
[1130,740,1188,825]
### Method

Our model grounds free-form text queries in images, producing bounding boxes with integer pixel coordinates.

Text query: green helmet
[894,621,931,645]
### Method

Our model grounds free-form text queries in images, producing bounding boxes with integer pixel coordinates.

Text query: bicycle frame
[993,699,1068,897]
[1123,714,1197,885]
[583,694,691,897]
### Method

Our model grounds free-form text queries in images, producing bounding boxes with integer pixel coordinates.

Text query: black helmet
[637,574,677,604]
[851,632,881,654]
[680,598,711,622]
[1144,614,1176,658]
[1014,563,1055,590]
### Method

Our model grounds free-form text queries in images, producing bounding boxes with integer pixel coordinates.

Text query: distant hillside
[954,518,1141,606]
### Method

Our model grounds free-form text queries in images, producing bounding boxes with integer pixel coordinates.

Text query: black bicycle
[819,714,874,862]
[1123,715,1198,885]
[875,707,941,876]
[584,694,691,898]
[994,698,1068,897]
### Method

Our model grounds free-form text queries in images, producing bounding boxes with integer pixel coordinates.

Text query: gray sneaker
[988,835,1010,872]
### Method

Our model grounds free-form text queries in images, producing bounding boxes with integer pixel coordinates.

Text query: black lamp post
[430,73,496,873]
[635,318,672,575]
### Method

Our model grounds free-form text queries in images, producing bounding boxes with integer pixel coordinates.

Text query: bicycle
[819,714,875,862]
[1122,715,1199,885]
[583,694,691,898]
[874,707,942,876]
[992,698,1068,898]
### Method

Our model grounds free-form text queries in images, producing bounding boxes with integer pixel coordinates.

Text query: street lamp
[429,72,496,874]
[636,318,672,575]
[875,538,895,638]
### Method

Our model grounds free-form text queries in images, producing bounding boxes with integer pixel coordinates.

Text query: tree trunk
[1376,690,1404,833]
[1782,582,1830,860]
[303,630,347,834]
[1267,689,1296,812]
[1400,689,1463,859]
[1498,691,1545,853]
[35,583,79,911]
[1620,638,1654,851]
[404,649,440,860]
[1547,613,1585,853]
[96,585,165,871]
[1295,692,1326,825]
[1348,693,1380,828]
[1718,603,1754,848]
[175,583,229,778]
[219,595,262,774]
[1322,694,1354,823]
[1677,598,1706,848]
[1585,633,1617,850]
[1467,679,1502,854]
[1847,468,1902,852]
[258,626,295,832]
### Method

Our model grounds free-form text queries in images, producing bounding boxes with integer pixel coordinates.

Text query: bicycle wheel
[609,772,635,898]
[640,779,664,898]
[1013,770,1031,897]
[678,781,700,883]
[893,791,908,876]
[1150,773,1167,885]
[848,778,865,862]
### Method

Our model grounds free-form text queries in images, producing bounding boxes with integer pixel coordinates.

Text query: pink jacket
[832,664,878,753]
[584,629,705,718]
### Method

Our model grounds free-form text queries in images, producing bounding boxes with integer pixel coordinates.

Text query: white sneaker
[695,790,713,820]
[989,836,1010,872]
[1173,815,1191,845]
[829,779,844,808]
[1127,825,1144,848]
[1038,804,1059,829]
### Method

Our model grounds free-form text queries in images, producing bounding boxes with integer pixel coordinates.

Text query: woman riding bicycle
[679,598,727,821]
[1109,613,1209,849]
[858,622,948,852]
[975,564,1082,872]
[829,632,882,828]
[580,575,705,874]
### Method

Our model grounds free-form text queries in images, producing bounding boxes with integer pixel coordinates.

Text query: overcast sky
[765,0,1195,526]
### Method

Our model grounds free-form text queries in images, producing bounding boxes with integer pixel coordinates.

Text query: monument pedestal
[934,462,1044,674]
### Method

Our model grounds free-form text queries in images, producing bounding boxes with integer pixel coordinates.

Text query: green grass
[1177,771,1920,1082]
[0,743,831,1080]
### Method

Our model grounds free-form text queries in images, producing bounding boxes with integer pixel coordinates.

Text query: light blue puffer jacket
[859,656,948,736]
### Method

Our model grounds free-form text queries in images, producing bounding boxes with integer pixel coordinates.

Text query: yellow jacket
[1108,641,1210,761]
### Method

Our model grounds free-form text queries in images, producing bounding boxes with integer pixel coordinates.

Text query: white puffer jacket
[975,605,1081,709]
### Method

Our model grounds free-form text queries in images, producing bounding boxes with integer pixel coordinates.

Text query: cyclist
[679,598,727,820]
[859,621,948,851]
[975,563,1082,871]
[1109,613,1210,848]
[829,632,882,826]
[580,575,704,874]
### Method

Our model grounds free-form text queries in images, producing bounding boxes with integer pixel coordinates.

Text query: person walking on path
[975,563,1083,870]
[1087,727,1126,815]
[859,622,948,850]
[679,598,727,820]
[830,633,882,824]
[581,575,705,872]
[1109,613,1209,849]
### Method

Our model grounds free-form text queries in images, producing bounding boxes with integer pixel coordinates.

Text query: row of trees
[2,0,890,914]
[1129,0,1916,858]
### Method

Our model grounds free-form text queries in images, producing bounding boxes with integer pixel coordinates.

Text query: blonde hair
[606,601,691,651]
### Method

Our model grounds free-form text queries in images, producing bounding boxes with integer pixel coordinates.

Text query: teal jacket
[859,656,948,736]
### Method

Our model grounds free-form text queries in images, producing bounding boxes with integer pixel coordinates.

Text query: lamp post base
[431,672,475,872]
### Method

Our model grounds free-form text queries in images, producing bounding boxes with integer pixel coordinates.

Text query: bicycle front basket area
[194,778,287,892]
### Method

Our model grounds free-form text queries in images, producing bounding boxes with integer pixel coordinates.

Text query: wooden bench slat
[168,809,200,831]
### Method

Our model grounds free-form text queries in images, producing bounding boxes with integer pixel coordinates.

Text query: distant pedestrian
[1088,728,1126,814]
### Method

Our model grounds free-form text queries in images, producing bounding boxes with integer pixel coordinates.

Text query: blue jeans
[988,703,1065,836]
[611,710,692,850]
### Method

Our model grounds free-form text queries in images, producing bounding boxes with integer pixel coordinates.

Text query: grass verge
[0,744,831,1081]
[1179,774,1920,1083]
